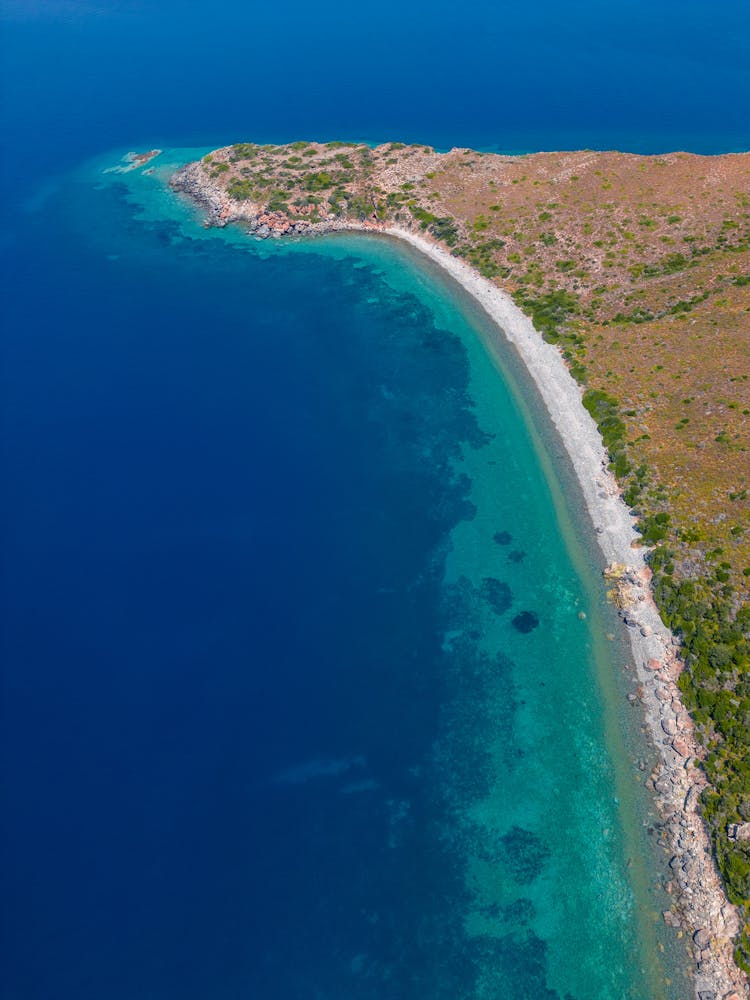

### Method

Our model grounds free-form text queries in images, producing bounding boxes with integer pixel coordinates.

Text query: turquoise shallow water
[0,148,693,997]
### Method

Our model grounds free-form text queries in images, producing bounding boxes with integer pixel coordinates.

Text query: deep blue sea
[1,3,747,999]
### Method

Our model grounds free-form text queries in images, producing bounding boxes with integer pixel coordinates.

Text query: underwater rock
[482,577,513,615]
[512,611,539,634]
[500,825,551,884]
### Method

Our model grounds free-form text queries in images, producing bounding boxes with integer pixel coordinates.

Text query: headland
[168,141,750,998]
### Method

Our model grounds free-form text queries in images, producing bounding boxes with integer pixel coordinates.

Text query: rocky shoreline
[170,160,389,238]
[168,161,748,999]
[387,230,747,1000]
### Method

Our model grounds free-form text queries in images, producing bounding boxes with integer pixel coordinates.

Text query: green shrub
[227,178,253,201]
[513,289,580,345]
[266,195,289,213]
[230,143,258,160]
[409,204,437,229]
[582,389,631,475]
[429,217,459,245]
[303,171,334,191]
[638,511,671,544]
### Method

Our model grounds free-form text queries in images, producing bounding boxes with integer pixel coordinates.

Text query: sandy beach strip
[381,226,748,1000]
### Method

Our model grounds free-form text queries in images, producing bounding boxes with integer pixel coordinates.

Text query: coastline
[167,164,747,997]
[384,227,747,1000]
[378,226,748,1000]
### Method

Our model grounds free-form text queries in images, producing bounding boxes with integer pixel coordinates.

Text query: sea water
[3,2,748,998]
[0,149,691,999]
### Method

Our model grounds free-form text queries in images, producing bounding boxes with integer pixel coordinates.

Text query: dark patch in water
[460,499,478,521]
[471,929,559,998]
[493,530,512,545]
[512,610,539,633]
[508,549,526,564]
[502,897,536,924]
[500,825,551,884]
[481,577,513,614]
[479,897,535,926]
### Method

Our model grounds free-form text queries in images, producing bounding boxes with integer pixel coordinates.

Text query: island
[170,140,750,998]
[105,149,162,173]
